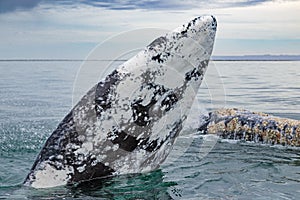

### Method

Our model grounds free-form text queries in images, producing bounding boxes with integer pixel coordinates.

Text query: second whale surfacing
[198,108,300,147]
[24,16,217,188]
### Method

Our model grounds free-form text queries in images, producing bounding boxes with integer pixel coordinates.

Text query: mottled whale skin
[24,16,217,188]
[198,108,300,147]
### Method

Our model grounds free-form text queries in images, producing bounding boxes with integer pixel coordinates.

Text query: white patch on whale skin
[112,149,150,174]
[25,15,217,188]
[30,163,74,189]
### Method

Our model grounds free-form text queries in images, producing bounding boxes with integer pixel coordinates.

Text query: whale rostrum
[24,16,217,188]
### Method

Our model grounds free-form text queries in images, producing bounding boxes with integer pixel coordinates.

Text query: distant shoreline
[1,60,299,62]
[0,59,127,62]
[212,55,300,61]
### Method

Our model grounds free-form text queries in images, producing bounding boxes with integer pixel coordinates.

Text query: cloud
[0,0,280,14]
[0,0,42,13]
[53,0,275,10]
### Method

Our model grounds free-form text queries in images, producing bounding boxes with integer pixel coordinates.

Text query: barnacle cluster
[202,108,300,147]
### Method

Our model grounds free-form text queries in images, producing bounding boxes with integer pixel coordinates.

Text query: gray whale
[24,15,217,188]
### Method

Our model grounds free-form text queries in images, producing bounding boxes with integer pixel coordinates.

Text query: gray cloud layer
[0,0,276,13]
[0,0,42,13]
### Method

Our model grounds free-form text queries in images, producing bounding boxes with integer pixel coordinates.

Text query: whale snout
[195,15,217,30]
[179,15,217,36]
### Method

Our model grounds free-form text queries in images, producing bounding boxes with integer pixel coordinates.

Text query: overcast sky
[0,0,299,59]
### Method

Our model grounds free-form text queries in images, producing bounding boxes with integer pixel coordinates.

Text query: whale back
[198,108,300,146]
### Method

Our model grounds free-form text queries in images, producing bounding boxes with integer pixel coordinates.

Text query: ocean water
[0,61,299,199]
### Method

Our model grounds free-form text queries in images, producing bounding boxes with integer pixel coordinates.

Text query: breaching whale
[24,15,217,188]
[198,108,300,147]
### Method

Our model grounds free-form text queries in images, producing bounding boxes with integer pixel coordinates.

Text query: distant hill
[212,55,300,61]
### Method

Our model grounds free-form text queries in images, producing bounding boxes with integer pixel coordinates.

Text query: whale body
[198,108,300,147]
[24,16,217,188]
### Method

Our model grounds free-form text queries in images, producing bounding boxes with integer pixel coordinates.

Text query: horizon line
[0,55,300,62]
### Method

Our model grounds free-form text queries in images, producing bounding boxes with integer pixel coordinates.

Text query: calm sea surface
[0,61,299,199]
